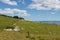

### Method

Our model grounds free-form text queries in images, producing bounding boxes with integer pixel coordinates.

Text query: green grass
[16,21,60,34]
[0,16,18,30]
[0,15,60,40]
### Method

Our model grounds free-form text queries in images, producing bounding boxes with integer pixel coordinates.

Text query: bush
[13,16,24,20]
[5,26,14,29]
[13,16,19,19]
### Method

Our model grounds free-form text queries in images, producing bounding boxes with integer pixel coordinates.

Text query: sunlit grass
[0,15,60,40]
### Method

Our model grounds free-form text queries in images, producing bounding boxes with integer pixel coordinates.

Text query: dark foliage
[0,14,24,20]
[13,16,24,20]
[5,26,14,29]
[13,16,19,19]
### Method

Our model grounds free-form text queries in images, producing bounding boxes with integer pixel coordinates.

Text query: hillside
[0,15,18,30]
[0,15,60,40]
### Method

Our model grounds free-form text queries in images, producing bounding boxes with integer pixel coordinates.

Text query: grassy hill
[0,15,60,40]
[0,15,18,30]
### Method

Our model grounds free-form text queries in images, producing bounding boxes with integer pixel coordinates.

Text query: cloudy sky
[0,0,60,21]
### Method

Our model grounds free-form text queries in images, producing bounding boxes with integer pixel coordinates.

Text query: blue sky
[0,0,60,21]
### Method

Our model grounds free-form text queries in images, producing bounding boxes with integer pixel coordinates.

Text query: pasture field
[0,15,60,40]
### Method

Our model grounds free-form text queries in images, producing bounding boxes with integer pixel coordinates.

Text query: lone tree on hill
[13,16,19,19]
[13,16,24,20]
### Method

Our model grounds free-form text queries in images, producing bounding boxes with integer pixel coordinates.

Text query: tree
[13,16,19,19]
[13,16,24,20]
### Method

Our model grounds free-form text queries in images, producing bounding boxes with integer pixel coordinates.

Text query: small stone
[14,26,20,31]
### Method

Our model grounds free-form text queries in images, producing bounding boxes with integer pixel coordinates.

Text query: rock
[4,29,13,31]
[14,26,20,32]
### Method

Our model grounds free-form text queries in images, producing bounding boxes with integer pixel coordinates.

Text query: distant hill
[39,21,60,24]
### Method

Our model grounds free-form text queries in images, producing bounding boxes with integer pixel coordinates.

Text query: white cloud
[0,8,30,17]
[0,0,17,5]
[28,3,51,10]
[18,0,25,5]
[28,0,60,10]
